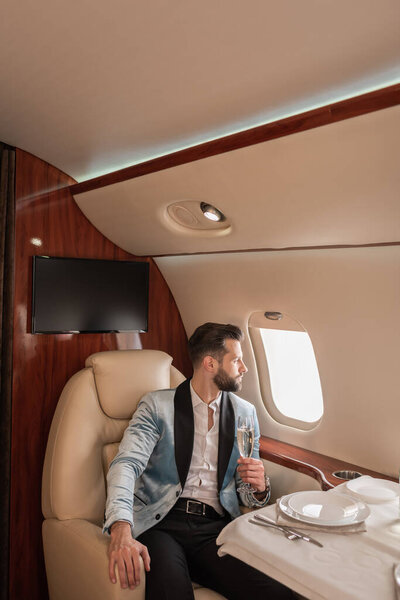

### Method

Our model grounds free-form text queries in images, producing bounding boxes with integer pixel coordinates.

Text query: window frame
[248,311,324,431]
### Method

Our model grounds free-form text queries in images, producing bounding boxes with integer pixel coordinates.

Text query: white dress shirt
[181,384,224,514]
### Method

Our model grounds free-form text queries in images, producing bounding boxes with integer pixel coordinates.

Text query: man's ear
[202,355,217,374]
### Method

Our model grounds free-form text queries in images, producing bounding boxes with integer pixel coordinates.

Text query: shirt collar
[190,382,222,409]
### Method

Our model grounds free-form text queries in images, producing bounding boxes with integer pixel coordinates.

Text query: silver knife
[393,563,400,600]
[248,518,299,540]
[253,513,323,548]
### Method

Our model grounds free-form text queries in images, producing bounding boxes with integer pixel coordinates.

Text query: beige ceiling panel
[1,0,399,180]
[75,106,400,255]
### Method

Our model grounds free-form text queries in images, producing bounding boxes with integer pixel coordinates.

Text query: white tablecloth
[217,482,400,600]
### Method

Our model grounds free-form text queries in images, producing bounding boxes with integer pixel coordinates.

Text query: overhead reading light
[264,311,283,321]
[165,201,231,236]
[200,202,225,222]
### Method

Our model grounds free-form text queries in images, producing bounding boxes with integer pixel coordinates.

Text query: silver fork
[248,517,299,540]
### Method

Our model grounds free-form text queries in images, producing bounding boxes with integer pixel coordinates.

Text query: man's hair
[188,322,244,367]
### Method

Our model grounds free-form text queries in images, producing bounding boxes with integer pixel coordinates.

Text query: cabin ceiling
[1,0,400,182]
[74,105,400,255]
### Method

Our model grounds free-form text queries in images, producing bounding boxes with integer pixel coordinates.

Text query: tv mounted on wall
[32,256,149,334]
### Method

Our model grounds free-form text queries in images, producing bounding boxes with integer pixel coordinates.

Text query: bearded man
[104,322,294,599]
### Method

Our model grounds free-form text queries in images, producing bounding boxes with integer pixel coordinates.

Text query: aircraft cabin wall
[71,102,400,483]
[156,244,399,479]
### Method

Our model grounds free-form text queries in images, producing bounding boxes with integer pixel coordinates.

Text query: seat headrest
[85,349,174,418]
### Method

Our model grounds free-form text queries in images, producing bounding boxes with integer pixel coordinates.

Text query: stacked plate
[346,476,400,504]
[279,491,370,526]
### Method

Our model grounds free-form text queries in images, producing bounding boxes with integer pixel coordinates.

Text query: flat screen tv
[32,256,149,333]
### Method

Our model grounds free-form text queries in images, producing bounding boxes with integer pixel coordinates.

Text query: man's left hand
[236,457,266,493]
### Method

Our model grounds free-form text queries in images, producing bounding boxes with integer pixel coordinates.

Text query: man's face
[213,339,248,392]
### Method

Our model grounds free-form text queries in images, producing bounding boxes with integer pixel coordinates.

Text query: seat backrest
[42,349,185,524]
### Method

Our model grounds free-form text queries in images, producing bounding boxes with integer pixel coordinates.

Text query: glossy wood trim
[152,240,400,258]
[259,436,397,491]
[10,149,192,600]
[71,84,400,195]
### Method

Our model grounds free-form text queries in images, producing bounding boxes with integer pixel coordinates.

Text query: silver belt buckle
[186,500,205,515]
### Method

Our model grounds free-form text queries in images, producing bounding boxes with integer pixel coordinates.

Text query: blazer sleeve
[103,394,161,535]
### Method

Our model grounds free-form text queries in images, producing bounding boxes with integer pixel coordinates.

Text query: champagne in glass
[237,425,255,458]
[237,415,255,492]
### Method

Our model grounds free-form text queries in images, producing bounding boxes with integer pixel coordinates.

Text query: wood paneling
[71,84,400,196]
[152,240,400,258]
[10,149,192,600]
[259,436,396,491]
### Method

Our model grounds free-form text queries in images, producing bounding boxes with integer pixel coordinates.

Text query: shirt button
[176,491,179,497]
[155,514,160,520]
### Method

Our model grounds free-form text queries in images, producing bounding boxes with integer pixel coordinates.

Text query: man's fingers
[237,456,266,493]
[132,550,141,587]
[116,556,128,589]
[238,464,262,471]
[238,466,263,476]
[237,460,264,474]
[108,537,149,590]
[237,457,263,466]
[237,457,261,464]
[242,476,262,485]
[244,475,263,483]
[141,545,151,571]
[109,554,117,584]
[122,548,136,589]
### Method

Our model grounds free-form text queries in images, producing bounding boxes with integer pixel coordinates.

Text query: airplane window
[260,329,323,422]
[248,311,324,430]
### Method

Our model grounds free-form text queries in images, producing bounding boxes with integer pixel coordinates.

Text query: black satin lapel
[174,379,194,489]
[217,392,235,491]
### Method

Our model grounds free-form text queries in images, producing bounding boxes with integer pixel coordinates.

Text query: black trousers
[137,507,295,600]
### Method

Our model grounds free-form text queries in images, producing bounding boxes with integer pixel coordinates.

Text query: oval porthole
[248,311,324,430]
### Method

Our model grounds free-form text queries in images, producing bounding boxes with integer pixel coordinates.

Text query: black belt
[173,498,223,519]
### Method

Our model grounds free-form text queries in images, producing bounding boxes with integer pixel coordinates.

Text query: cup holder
[332,470,363,480]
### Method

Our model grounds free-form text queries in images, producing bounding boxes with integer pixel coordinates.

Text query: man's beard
[213,366,242,392]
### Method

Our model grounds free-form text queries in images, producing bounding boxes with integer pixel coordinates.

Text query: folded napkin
[275,499,367,534]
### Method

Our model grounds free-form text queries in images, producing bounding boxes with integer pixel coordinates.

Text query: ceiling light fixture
[264,311,283,321]
[200,202,225,222]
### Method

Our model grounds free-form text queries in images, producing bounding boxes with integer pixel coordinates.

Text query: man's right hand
[108,521,151,589]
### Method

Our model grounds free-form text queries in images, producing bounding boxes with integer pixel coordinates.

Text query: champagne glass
[236,415,255,493]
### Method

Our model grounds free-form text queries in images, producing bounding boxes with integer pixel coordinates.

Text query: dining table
[216,479,400,600]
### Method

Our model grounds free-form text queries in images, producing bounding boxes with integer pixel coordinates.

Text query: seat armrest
[43,519,145,600]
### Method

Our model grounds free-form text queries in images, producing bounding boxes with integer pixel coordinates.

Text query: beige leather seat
[42,349,226,600]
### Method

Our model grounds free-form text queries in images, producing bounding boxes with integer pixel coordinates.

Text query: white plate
[346,476,400,504]
[279,491,370,526]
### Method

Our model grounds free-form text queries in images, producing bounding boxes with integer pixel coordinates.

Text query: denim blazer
[103,379,264,538]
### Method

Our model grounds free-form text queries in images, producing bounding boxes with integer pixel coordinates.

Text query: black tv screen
[32,256,149,333]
